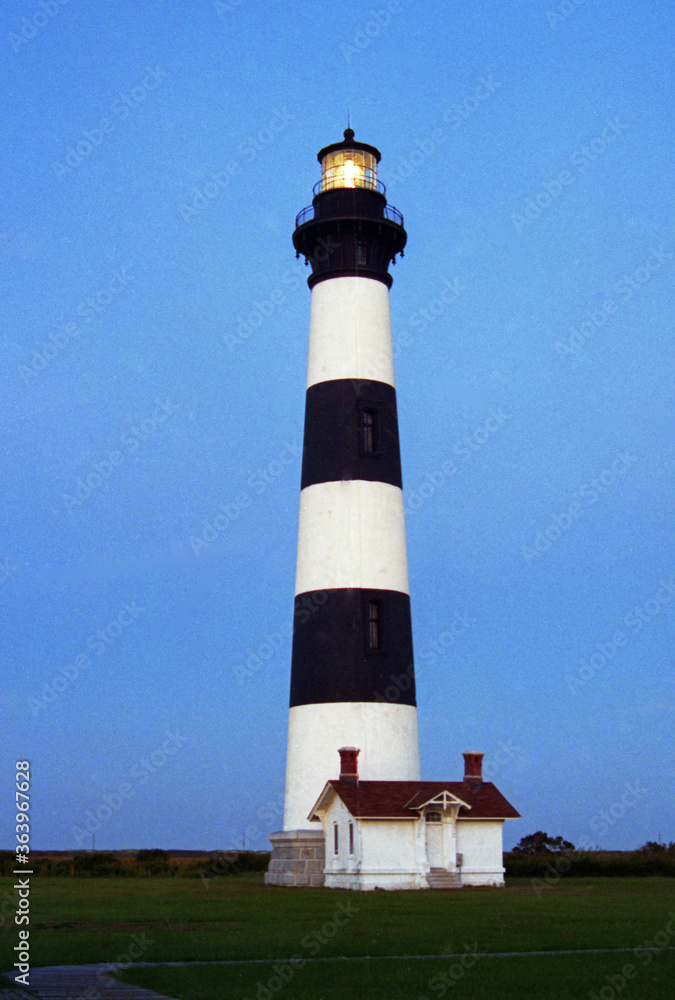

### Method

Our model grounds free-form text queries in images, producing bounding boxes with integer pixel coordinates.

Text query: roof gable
[310,780,519,821]
[308,781,337,821]
[404,789,471,812]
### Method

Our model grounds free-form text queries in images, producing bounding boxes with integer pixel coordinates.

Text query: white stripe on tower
[307,277,395,387]
[284,703,420,830]
[295,480,409,595]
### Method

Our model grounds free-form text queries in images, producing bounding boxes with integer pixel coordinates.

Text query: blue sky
[2,1,673,853]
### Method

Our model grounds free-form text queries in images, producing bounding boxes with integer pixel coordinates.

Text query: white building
[267,748,519,890]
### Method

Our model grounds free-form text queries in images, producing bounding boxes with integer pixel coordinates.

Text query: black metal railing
[295,204,314,227]
[384,204,403,226]
[313,178,387,197]
[295,202,404,229]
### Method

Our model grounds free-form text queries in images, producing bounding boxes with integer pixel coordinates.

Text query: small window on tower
[333,823,339,855]
[349,822,354,855]
[360,408,377,454]
[367,600,381,650]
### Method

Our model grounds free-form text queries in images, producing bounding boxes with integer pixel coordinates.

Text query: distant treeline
[504,846,675,878]
[0,848,270,878]
[2,847,673,878]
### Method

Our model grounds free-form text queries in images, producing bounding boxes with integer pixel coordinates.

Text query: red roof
[313,780,519,820]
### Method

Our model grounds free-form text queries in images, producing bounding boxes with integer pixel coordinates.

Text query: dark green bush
[0,852,15,876]
[190,851,271,880]
[135,849,170,875]
[0,850,274,878]
[51,860,73,876]
[504,850,675,878]
[71,852,126,877]
[226,851,270,873]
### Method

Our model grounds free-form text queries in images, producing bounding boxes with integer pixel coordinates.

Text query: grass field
[1,875,673,998]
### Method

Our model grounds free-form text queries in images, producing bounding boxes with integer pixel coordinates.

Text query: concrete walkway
[3,947,675,998]
[2,965,180,1000]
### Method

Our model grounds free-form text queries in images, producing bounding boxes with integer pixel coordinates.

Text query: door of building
[425,812,444,868]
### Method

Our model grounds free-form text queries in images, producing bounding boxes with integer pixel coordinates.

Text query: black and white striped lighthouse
[266,130,420,886]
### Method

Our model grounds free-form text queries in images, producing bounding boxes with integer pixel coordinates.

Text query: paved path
[3,947,675,999]
[1,965,179,1000]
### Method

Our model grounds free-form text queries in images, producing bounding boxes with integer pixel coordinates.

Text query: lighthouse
[264,129,520,890]
[265,129,421,886]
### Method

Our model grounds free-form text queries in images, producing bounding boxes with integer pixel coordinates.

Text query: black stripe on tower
[301,378,402,489]
[290,589,416,707]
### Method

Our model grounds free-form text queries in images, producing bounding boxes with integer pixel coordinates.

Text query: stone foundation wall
[325,870,429,891]
[460,870,505,887]
[264,829,325,887]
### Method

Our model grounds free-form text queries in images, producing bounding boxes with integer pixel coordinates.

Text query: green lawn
[0,876,673,999]
[117,952,675,1000]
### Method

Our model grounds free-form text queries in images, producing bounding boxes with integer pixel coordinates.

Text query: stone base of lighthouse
[264,829,325,887]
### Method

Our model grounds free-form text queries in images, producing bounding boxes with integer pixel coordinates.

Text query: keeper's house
[306,748,519,891]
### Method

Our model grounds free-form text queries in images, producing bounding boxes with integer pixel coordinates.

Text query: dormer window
[426,811,442,823]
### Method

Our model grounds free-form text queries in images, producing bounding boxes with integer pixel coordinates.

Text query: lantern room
[293,128,406,290]
[317,128,381,193]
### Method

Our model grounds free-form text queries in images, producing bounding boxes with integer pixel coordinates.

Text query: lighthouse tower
[266,130,420,886]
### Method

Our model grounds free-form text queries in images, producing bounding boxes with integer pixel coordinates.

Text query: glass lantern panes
[321,149,377,191]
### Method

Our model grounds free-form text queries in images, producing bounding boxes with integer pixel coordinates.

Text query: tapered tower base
[264,829,325,887]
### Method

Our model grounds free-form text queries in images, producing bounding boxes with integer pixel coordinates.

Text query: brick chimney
[463,751,484,785]
[338,747,360,785]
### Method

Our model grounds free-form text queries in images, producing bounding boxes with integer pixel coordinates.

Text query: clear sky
[2,1,673,853]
